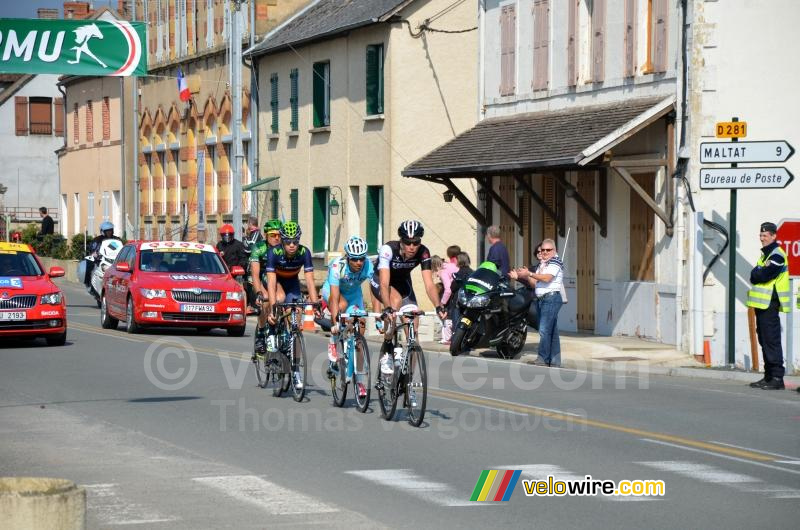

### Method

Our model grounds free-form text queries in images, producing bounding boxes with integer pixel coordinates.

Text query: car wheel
[46,331,67,346]
[100,295,118,330]
[126,297,141,334]
[227,326,245,337]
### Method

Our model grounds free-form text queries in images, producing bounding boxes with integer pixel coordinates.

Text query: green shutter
[270,73,278,134]
[289,68,298,131]
[290,189,298,222]
[270,190,279,219]
[366,185,383,253]
[366,45,384,115]
[312,188,327,253]
[313,62,325,128]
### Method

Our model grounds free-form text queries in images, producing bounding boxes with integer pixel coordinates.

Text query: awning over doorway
[243,176,280,192]
[402,96,674,177]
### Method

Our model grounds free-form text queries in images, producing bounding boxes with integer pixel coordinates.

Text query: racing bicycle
[328,309,377,412]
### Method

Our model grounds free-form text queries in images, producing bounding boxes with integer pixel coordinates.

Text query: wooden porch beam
[480,177,523,233]
[553,173,606,234]
[611,166,673,229]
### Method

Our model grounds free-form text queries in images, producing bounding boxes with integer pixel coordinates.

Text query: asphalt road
[1,280,799,528]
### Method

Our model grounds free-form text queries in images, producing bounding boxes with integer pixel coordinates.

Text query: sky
[0,1,119,19]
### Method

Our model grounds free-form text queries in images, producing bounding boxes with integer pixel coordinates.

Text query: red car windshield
[0,251,44,276]
[139,249,226,274]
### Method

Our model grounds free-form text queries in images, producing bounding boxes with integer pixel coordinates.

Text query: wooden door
[496,176,517,262]
[576,171,595,331]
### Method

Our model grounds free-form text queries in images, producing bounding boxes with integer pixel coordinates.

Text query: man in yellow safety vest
[746,222,790,390]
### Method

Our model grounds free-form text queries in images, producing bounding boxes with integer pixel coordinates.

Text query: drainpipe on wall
[57,82,67,237]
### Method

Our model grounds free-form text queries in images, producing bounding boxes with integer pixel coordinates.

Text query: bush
[68,233,88,260]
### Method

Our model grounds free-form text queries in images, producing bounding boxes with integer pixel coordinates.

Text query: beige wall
[255,0,479,305]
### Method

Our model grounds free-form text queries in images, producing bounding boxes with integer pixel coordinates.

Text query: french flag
[177,68,190,102]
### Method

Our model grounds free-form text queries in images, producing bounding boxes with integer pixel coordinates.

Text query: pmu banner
[0,18,147,76]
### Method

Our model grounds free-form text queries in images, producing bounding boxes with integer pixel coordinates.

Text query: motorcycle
[449,262,537,359]
[84,239,123,308]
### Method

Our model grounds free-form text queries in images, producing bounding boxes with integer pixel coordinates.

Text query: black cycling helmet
[397,220,424,239]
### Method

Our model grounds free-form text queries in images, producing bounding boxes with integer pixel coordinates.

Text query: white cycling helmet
[344,236,368,258]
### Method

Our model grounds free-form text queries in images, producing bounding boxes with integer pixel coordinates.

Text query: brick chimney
[37,8,59,19]
[63,1,93,20]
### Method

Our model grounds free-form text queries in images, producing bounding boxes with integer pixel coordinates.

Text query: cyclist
[263,218,283,249]
[321,236,374,396]
[369,220,447,377]
[251,221,319,387]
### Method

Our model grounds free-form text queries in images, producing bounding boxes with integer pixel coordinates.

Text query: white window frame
[73,193,80,235]
[87,192,95,234]
[60,193,68,236]
[206,0,214,48]
[102,191,110,222]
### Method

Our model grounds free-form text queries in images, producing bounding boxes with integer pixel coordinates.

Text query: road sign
[699,167,794,189]
[700,140,795,163]
[716,121,747,138]
[777,219,800,278]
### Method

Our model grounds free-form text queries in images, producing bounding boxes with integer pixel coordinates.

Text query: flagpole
[231,0,243,240]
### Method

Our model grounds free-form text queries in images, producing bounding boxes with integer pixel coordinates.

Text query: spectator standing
[485,225,510,277]
[39,207,54,236]
[439,245,460,343]
[447,252,474,332]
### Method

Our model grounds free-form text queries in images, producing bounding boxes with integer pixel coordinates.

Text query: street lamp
[442,190,454,202]
[329,186,344,216]
[477,188,487,202]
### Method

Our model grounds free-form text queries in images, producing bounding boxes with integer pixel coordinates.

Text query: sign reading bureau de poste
[0,19,147,76]
[699,167,794,190]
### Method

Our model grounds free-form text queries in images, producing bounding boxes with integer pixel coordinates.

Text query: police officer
[747,222,791,390]
[84,221,120,292]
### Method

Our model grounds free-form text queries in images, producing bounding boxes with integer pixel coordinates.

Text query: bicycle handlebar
[275,301,321,308]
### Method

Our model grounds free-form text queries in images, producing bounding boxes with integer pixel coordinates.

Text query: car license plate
[460,317,471,326]
[0,311,26,321]
[181,304,215,313]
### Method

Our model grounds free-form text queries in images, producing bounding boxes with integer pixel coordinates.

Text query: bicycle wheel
[273,354,288,397]
[406,345,427,427]
[253,333,269,389]
[291,332,307,402]
[330,337,347,407]
[353,335,371,413]
[377,344,398,421]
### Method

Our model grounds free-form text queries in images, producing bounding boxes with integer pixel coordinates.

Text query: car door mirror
[230,265,245,277]
[116,262,131,273]
[48,266,65,278]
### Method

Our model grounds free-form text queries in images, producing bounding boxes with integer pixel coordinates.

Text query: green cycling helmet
[280,221,301,240]
[263,219,283,233]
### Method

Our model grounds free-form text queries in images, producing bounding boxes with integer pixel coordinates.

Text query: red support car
[0,242,67,345]
[100,241,247,336]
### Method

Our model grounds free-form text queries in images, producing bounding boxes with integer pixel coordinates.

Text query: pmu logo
[470,470,522,502]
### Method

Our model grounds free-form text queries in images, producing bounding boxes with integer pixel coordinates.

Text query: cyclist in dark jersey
[250,221,318,354]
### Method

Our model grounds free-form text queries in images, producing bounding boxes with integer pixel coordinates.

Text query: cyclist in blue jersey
[321,237,373,396]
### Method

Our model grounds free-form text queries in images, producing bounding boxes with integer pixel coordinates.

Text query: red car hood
[0,275,59,296]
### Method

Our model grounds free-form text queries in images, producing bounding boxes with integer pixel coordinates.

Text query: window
[567,0,577,86]
[73,193,80,234]
[172,148,181,214]
[208,145,218,213]
[270,72,279,134]
[624,0,636,77]
[270,190,279,219]
[159,150,167,215]
[366,186,383,254]
[146,153,153,215]
[499,5,516,96]
[73,103,79,144]
[102,97,110,140]
[102,191,110,222]
[29,97,53,135]
[644,0,669,73]
[629,173,655,281]
[87,192,95,234]
[312,61,330,127]
[86,101,93,143]
[289,68,299,131]
[532,0,550,91]
[366,44,384,115]
[591,0,605,82]
[290,189,298,222]
[60,194,68,236]
[206,0,213,47]
[312,188,329,253]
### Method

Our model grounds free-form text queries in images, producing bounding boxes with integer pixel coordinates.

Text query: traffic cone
[303,304,316,332]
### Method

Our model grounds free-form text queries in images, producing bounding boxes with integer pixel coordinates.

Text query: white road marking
[639,438,800,477]
[637,460,800,499]
[497,465,659,502]
[83,483,178,526]
[708,441,800,461]
[192,475,338,515]
[346,469,476,507]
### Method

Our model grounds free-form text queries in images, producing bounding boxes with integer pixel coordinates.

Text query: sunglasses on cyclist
[401,238,421,246]
[266,231,281,237]
[283,238,300,246]
[349,256,366,262]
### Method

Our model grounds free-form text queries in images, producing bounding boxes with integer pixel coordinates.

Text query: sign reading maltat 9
[777,220,800,278]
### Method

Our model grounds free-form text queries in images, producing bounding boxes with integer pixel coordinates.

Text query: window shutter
[592,0,606,83]
[567,0,577,86]
[533,0,549,90]
[270,190,279,219]
[499,5,516,96]
[290,189,298,222]
[654,0,668,72]
[366,185,382,253]
[270,73,278,134]
[312,62,325,128]
[624,0,636,77]
[290,68,299,131]
[366,45,378,115]
[15,96,28,136]
[543,175,556,241]
[54,97,64,136]
[29,98,53,135]
[312,188,327,253]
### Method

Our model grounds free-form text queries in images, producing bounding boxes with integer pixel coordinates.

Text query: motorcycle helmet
[220,223,234,243]
[99,221,114,236]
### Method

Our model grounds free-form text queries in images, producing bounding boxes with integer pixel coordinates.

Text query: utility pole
[231,0,243,240]
[132,0,139,239]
